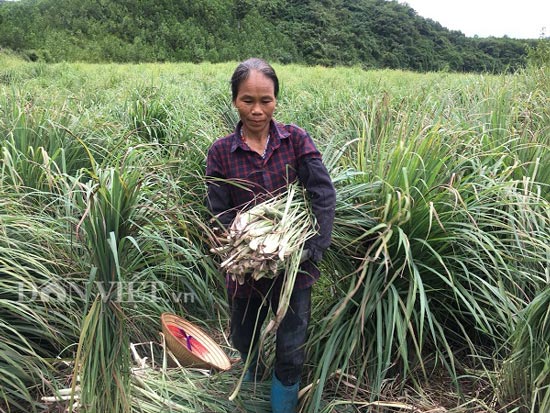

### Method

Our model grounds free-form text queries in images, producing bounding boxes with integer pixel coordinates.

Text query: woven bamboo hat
[161,312,231,371]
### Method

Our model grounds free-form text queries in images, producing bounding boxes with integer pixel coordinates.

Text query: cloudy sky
[398,0,549,39]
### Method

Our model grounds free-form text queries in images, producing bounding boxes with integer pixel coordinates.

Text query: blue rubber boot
[271,372,299,413]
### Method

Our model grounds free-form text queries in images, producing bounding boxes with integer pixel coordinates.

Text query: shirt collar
[230,119,289,152]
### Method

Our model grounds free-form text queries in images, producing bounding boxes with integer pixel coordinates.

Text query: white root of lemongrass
[41,386,81,403]
[130,342,149,369]
[212,184,317,284]
[41,394,80,402]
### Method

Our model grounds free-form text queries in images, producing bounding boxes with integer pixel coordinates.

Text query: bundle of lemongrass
[211,183,318,285]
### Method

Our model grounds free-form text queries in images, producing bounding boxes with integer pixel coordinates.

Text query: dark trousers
[230,287,312,386]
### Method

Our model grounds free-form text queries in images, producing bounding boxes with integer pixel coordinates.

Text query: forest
[0,0,540,72]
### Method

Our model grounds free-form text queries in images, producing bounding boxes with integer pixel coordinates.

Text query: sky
[398,0,549,39]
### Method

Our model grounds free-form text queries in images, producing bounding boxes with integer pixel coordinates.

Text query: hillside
[0,0,539,72]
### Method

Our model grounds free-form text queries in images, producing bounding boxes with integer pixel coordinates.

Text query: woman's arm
[206,178,236,228]
[206,146,236,228]
[298,156,336,262]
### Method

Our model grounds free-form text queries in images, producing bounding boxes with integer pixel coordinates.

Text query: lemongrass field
[1,50,549,413]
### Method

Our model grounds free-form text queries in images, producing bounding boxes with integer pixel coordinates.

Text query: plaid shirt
[206,120,335,299]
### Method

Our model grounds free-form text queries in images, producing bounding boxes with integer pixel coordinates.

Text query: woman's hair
[230,58,279,101]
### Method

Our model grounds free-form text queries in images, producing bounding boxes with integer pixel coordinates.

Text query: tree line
[0,0,540,72]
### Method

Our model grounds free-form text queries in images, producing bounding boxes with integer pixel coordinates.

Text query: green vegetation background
[1,45,549,411]
[0,0,540,72]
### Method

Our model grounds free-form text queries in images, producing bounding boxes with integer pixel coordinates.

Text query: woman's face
[233,70,277,137]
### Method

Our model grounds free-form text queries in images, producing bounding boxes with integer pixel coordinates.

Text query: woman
[206,58,336,412]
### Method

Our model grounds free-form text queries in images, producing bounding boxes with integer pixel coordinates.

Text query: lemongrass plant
[0,195,79,412]
[302,89,550,412]
[71,166,143,413]
[499,287,550,413]
[70,145,229,412]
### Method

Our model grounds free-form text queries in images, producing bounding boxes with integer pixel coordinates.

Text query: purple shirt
[206,120,335,299]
